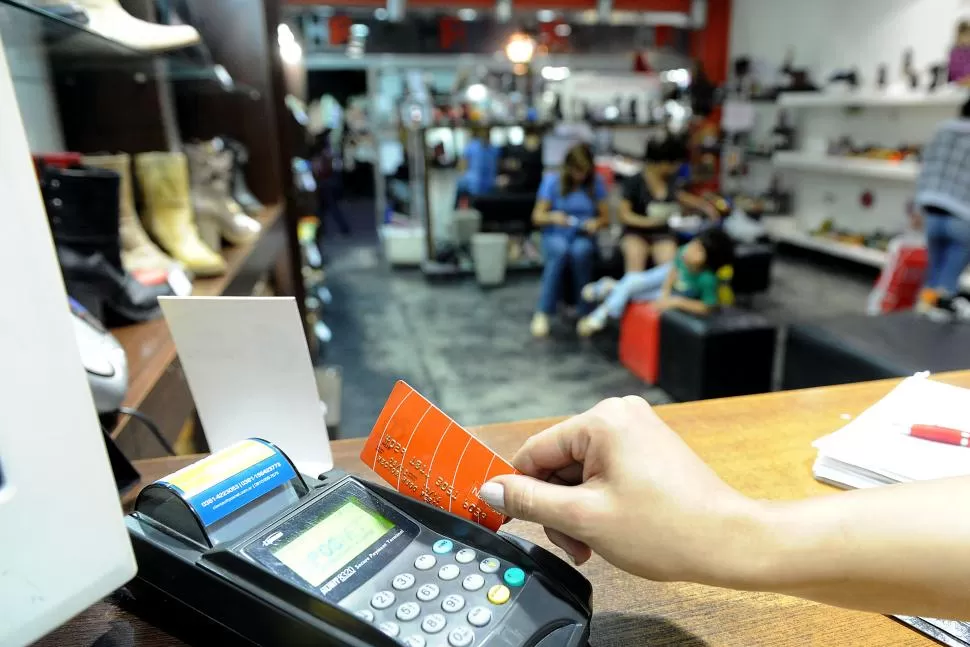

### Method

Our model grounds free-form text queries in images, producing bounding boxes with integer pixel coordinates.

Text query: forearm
[532,201,555,226]
[666,296,710,315]
[620,201,666,228]
[678,191,718,219]
[719,478,970,619]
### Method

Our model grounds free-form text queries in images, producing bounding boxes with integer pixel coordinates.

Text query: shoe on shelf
[58,246,169,325]
[134,152,226,278]
[39,163,124,270]
[37,163,172,325]
[531,312,550,338]
[185,139,262,251]
[224,137,265,216]
[33,0,200,52]
[581,277,616,303]
[83,153,177,277]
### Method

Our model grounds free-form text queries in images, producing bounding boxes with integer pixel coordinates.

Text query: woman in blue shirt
[531,144,609,338]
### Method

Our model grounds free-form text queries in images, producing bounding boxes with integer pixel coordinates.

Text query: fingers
[545,528,593,565]
[480,474,595,536]
[511,412,595,477]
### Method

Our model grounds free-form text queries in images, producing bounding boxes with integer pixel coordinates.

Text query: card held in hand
[360,381,518,531]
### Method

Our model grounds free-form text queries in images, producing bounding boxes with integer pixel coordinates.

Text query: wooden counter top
[39,373,970,647]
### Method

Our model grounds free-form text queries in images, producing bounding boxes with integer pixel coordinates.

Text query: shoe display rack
[1,0,306,459]
[765,87,969,278]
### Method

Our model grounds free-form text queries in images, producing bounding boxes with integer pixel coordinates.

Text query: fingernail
[478,482,506,513]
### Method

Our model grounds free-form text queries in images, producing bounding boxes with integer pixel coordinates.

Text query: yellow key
[487,584,511,605]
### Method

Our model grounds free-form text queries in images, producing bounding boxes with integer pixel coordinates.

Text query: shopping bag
[867,233,928,315]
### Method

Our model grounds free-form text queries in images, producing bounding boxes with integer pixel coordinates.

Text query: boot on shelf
[39,164,172,325]
[134,152,226,278]
[32,0,200,53]
[185,139,262,252]
[224,138,265,217]
[83,153,177,280]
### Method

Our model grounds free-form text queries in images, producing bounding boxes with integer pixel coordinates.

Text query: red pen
[908,424,970,447]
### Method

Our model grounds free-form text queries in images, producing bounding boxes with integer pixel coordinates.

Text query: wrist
[695,497,787,590]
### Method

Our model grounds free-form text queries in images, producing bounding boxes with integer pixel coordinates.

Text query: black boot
[40,164,172,325]
[223,137,264,216]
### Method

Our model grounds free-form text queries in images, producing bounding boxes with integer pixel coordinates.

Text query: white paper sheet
[160,296,334,477]
[813,375,970,483]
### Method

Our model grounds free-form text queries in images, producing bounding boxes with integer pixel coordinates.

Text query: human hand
[652,297,675,312]
[582,219,601,234]
[548,211,570,226]
[479,397,761,584]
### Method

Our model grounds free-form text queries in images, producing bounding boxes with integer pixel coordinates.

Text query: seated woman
[620,136,720,272]
[577,227,734,337]
[531,144,609,338]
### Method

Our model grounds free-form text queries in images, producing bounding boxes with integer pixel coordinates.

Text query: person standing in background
[456,126,500,205]
[914,99,970,321]
[530,144,609,338]
[311,129,351,237]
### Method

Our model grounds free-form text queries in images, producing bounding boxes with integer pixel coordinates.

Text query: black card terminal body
[125,440,592,647]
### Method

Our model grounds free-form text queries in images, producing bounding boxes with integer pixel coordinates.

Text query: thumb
[479,475,592,536]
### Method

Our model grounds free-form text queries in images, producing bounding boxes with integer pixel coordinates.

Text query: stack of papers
[812,375,970,490]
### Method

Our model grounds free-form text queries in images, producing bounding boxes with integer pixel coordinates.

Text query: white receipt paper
[160,296,333,477]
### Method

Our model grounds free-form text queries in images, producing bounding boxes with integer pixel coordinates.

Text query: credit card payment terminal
[126,439,592,647]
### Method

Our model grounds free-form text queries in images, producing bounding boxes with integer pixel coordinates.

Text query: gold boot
[185,140,261,249]
[83,153,176,278]
[134,152,226,277]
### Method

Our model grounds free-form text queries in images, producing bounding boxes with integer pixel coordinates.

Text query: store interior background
[5,0,970,457]
[308,0,966,435]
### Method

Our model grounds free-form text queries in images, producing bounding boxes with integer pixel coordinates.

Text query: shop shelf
[0,0,256,95]
[772,151,920,182]
[778,90,967,108]
[766,216,970,292]
[110,204,284,453]
[763,216,887,267]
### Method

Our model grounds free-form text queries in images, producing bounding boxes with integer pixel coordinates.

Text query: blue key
[503,567,525,587]
[432,539,454,554]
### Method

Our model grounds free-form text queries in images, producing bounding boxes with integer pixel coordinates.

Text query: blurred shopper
[914,99,970,321]
[531,144,609,338]
[457,126,500,205]
[498,126,545,194]
[619,136,719,273]
[311,129,350,237]
[577,227,734,337]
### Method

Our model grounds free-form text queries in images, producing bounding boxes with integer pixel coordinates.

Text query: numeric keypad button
[421,613,447,634]
[396,602,421,622]
[467,606,492,627]
[438,564,460,581]
[448,625,475,647]
[371,590,395,609]
[441,594,466,613]
[416,583,440,601]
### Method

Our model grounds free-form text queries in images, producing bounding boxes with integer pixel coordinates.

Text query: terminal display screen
[271,499,394,587]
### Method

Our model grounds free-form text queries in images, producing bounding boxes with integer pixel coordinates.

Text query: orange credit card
[360,381,518,531]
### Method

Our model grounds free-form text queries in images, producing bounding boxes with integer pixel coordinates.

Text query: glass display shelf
[0,0,258,97]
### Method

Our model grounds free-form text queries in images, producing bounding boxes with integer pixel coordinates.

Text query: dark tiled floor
[322,228,876,439]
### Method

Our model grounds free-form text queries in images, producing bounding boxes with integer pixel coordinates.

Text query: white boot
[35,0,200,52]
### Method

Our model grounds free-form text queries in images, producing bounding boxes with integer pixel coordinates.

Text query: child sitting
[577,227,735,337]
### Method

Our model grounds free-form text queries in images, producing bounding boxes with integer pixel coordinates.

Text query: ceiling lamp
[505,32,536,65]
